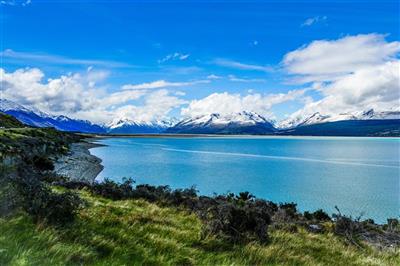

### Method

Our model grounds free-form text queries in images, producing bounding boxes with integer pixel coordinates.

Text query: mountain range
[165,112,276,134]
[1,99,399,136]
[279,110,400,129]
[107,117,176,134]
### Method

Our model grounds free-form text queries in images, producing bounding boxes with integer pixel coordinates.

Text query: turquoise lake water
[90,136,400,223]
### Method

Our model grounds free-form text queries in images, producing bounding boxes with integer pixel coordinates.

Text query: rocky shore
[54,139,104,183]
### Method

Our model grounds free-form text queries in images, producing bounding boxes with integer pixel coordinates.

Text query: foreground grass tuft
[0,190,398,266]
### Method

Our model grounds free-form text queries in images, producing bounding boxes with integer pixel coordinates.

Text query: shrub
[41,191,83,224]
[202,198,271,243]
[40,172,67,183]
[386,218,399,231]
[168,187,198,207]
[32,155,54,171]
[313,209,330,221]
[9,164,83,225]
[333,207,364,246]
[279,202,297,218]
[91,178,135,200]
[304,209,331,221]
[132,184,171,202]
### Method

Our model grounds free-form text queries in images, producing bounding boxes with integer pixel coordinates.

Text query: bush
[9,164,83,225]
[40,191,83,224]
[91,178,135,200]
[304,209,331,221]
[386,218,399,231]
[168,187,198,207]
[132,184,171,202]
[313,209,330,221]
[32,155,54,171]
[333,207,364,246]
[279,202,298,218]
[202,198,271,243]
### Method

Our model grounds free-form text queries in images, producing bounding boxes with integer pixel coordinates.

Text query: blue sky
[1,0,399,124]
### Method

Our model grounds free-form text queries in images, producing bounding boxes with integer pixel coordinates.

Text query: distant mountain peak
[2,99,399,135]
[0,99,105,133]
[279,109,400,129]
[0,99,31,113]
[167,111,276,134]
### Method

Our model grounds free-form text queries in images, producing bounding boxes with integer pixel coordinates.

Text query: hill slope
[0,112,25,128]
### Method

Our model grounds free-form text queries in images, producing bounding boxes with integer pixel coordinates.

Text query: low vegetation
[0,112,25,129]
[1,189,399,266]
[1,125,399,265]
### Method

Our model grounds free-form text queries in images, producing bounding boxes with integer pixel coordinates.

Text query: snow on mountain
[2,98,398,135]
[0,99,32,113]
[166,111,276,134]
[0,99,176,134]
[177,111,270,126]
[355,109,400,120]
[106,117,177,133]
[278,109,400,129]
[0,99,105,133]
[107,117,175,130]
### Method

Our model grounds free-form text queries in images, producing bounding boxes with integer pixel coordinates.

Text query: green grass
[1,190,398,266]
[0,113,25,128]
[0,127,77,158]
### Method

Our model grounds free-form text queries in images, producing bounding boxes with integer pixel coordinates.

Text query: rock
[308,224,324,233]
[53,140,104,184]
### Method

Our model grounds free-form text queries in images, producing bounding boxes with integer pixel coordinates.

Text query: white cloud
[0,68,103,113]
[227,75,266,83]
[213,58,273,72]
[175,91,186,96]
[181,90,306,119]
[112,90,187,122]
[121,79,210,90]
[0,49,133,68]
[0,67,187,123]
[158,52,190,64]
[207,74,222,80]
[311,61,399,113]
[301,16,327,27]
[1,0,31,6]
[283,34,400,82]
[282,34,400,120]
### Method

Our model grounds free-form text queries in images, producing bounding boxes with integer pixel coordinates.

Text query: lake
[90,136,400,223]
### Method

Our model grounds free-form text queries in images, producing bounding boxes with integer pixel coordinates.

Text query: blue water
[90,136,400,223]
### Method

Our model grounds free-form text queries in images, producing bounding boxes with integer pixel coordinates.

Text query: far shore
[77,133,400,139]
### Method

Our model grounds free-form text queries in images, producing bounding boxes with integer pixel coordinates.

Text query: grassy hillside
[1,189,398,266]
[0,127,80,160]
[0,112,25,128]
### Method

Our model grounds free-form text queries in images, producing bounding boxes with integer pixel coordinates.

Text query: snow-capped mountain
[0,99,177,133]
[2,98,399,136]
[107,117,177,134]
[0,99,106,133]
[166,111,276,134]
[279,109,400,129]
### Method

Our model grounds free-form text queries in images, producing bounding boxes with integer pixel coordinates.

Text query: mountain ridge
[279,109,400,129]
[166,112,276,134]
[1,99,399,136]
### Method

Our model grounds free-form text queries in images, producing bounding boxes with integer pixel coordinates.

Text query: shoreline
[53,135,397,227]
[53,139,105,183]
[78,133,400,139]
